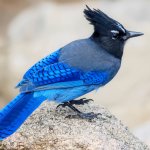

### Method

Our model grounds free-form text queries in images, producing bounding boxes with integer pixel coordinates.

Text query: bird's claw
[56,102,68,109]
[66,112,101,120]
[69,98,94,105]
[56,98,94,109]
[78,112,101,119]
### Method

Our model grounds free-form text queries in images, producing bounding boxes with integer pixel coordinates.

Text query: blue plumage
[0,6,143,140]
[24,49,60,79]
[0,46,111,140]
[0,93,45,140]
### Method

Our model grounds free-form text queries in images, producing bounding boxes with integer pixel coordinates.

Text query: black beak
[128,31,144,38]
[123,31,144,40]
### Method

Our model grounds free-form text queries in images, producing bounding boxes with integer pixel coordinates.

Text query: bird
[0,6,143,140]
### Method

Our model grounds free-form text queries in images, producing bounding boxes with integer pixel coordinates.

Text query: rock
[133,122,150,147]
[0,102,149,150]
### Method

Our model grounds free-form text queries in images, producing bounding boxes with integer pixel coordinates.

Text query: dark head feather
[83,6,143,59]
[84,5,126,36]
[84,6,127,59]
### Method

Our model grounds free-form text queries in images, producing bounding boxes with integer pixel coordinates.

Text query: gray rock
[133,122,150,147]
[0,102,149,150]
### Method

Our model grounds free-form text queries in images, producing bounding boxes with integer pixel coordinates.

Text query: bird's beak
[123,31,144,40]
[128,31,144,38]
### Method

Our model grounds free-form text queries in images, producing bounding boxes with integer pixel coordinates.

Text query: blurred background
[0,0,150,146]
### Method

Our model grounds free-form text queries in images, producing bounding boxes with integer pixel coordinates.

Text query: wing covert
[16,49,110,93]
[16,49,60,88]
[24,49,60,79]
[19,61,109,93]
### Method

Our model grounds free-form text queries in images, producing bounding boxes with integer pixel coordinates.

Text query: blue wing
[16,49,60,88]
[24,49,60,78]
[17,49,109,93]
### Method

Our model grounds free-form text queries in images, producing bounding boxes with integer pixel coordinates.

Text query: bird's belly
[33,85,99,103]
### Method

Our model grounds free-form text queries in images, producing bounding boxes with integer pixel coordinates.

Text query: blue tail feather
[0,93,46,140]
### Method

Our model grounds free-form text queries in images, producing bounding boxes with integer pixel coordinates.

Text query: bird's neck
[91,31,124,59]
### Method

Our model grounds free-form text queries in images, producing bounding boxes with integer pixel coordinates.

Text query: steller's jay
[0,6,143,140]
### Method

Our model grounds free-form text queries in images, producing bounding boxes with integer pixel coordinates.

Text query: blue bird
[0,6,143,140]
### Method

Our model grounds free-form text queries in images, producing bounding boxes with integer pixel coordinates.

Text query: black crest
[84,5,126,35]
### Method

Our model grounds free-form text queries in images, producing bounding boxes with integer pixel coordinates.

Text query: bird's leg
[69,98,93,105]
[66,104,100,119]
[56,98,93,108]
[57,102,100,119]
[56,98,93,109]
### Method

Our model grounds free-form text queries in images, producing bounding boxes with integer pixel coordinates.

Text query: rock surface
[133,121,150,147]
[0,101,149,150]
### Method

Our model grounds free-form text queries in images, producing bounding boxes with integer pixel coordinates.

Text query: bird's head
[84,6,143,59]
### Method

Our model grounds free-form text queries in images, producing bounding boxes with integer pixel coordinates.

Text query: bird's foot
[56,102,68,109]
[69,98,93,105]
[56,102,100,120]
[56,98,93,109]
[66,112,101,120]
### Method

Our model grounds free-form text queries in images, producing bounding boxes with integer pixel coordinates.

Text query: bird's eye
[111,30,119,40]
